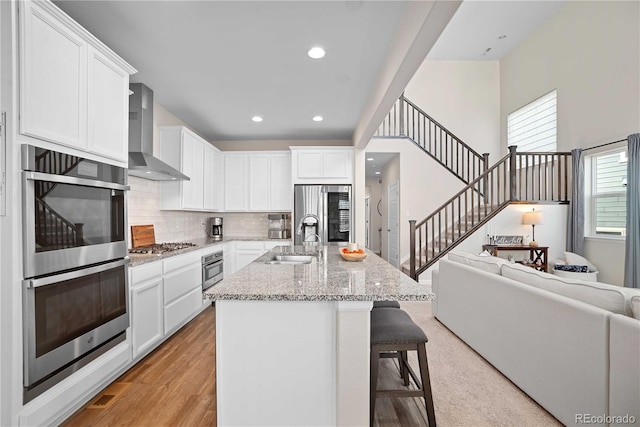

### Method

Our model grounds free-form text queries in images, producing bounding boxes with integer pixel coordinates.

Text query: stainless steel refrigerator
[293,185,352,246]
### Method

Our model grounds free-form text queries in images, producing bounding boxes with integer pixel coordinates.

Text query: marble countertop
[204,246,433,302]
[128,236,289,266]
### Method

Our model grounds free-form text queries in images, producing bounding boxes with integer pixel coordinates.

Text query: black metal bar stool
[370,307,436,427]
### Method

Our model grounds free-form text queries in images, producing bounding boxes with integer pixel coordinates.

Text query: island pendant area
[205,246,433,426]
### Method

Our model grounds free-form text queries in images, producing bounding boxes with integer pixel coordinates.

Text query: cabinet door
[323,151,351,179]
[182,131,205,210]
[270,153,292,211]
[224,155,248,211]
[164,287,202,335]
[203,145,219,211]
[87,47,129,162]
[131,278,164,359]
[296,151,323,178]
[234,249,264,272]
[224,241,235,278]
[248,155,270,211]
[20,1,87,149]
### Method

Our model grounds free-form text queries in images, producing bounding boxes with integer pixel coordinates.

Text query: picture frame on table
[492,235,523,245]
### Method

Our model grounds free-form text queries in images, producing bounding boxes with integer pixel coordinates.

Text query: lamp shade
[522,210,543,225]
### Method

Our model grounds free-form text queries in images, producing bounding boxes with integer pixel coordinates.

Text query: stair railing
[375,93,489,185]
[34,150,81,199]
[408,146,572,279]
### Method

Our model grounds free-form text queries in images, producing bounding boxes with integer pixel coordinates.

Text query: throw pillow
[554,264,589,273]
[564,252,598,272]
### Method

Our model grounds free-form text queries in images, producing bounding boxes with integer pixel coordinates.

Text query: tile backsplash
[127,176,284,245]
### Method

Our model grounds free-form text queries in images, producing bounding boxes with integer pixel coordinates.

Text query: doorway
[365,196,370,249]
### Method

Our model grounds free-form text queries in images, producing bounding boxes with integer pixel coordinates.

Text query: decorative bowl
[340,247,367,262]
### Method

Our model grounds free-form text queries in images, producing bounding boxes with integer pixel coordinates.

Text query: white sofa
[432,252,640,427]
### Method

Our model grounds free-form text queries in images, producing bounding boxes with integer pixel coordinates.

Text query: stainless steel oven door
[23,171,129,278]
[23,258,130,389]
[202,252,223,291]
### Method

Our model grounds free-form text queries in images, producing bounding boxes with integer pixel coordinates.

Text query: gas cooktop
[129,242,198,255]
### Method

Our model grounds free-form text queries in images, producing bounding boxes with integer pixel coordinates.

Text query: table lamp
[522,208,543,247]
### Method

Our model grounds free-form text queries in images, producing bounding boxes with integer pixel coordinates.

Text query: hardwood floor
[62,305,429,427]
[62,306,217,427]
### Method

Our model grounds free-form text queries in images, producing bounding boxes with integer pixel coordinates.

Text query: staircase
[372,94,572,280]
[375,93,489,185]
[403,147,571,279]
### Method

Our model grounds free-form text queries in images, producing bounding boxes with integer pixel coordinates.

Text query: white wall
[500,0,639,285]
[404,60,501,160]
[365,178,383,254]
[500,1,640,151]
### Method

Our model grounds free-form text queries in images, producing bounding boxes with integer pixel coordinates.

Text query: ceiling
[54,0,565,148]
[365,153,397,178]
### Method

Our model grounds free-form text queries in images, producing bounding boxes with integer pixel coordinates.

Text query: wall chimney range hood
[128,83,189,181]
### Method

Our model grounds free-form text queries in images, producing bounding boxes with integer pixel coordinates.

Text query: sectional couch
[432,251,640,427]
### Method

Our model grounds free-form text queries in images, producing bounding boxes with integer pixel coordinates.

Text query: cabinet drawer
[164,288,203,334]
[163,263,201,304]
[163,250,202,274]
[130,262,162,285]
[235,241,265,250]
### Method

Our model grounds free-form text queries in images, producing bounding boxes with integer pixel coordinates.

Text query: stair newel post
[409,219,416,279]
[399,92,405,136]
[508,145,518,202]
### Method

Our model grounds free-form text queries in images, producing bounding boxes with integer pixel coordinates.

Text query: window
[507,90,557,152]
[589,149,627,237]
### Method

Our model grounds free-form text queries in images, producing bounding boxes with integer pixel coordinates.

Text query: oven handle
[24,171,130,192]
[24,258,130,289]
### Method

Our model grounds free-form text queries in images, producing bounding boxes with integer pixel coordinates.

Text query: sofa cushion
[631,295,640,320]
[448,250,507,275]
[501,262,633,316]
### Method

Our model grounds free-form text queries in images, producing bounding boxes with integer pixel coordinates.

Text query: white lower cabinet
[226,240,292,276]
[129,250,206,360]
[130,263,163,360]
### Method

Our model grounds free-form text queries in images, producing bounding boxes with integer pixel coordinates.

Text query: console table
[482,245,548,272]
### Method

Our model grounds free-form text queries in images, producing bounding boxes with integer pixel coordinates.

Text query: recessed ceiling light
[308,47,325,59]
[252,116,263,122]
[312,116,323,122]
[375,171,381,175]
[367,158,374,161]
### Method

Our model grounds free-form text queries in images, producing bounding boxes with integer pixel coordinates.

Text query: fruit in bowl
[340,247,367,261]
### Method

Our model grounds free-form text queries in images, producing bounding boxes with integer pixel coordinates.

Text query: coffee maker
[208,217,223,241]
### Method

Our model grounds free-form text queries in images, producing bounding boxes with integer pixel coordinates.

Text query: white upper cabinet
[87,47,130,160]
[269,153,293,211]
[291,147,353,184]
[223,152,292,212]
[159,126,221,212]
[224,154,249,211]
[203,144,221,211]
[19,0,135,163]
[20,1,87,149]
[248,155,270,211]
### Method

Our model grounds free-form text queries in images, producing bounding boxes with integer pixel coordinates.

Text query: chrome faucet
[303,233,323,257]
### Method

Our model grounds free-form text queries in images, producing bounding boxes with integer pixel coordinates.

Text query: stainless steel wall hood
[128,83,189,181]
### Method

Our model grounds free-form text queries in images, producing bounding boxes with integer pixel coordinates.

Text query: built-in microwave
[22,145,129,278]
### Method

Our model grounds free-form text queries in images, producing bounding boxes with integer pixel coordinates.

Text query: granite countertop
[128,236,290,266]
[204,245,433,302]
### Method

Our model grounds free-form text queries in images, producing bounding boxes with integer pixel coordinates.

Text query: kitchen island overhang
[205,246,434,427]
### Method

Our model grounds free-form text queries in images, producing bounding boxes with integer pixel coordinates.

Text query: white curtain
[623,133,640,288]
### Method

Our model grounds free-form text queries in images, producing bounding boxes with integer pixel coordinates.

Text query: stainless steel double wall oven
[21,145,130,402]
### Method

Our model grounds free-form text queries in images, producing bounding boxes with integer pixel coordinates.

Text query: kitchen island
[205,246,433,427]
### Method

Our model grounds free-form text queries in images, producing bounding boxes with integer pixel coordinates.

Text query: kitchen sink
[264,254,315,265]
